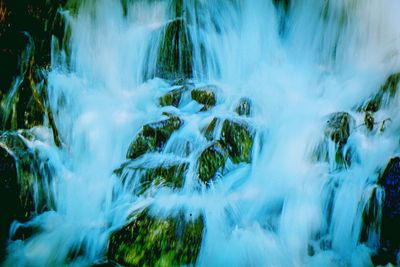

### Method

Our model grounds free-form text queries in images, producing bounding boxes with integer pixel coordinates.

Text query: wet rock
[0,131,53,258]
[198,141,227,184]
[364,112,374,131]
[359,73,400,113]
[119,162,189,194]
[155,18,193,80]
[159,86,188,107]
[313,112,355,168]
[324,112,355,147]
[0,131,54,214]
[375,157,400,265]
[0,0,66,132]
[220,119,254,164]
[202,117,218,141]
[126,116,182,159]
[108,209,204,267]
[235,97,252,117]
[191,86,216,110]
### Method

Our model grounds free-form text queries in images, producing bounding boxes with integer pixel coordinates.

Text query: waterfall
[2,0,400,266]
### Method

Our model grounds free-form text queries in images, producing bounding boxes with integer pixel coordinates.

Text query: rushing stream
[3,0,400,266]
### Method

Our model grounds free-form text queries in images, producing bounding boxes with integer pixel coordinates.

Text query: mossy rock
[0,0,66,132]
[155,18,193,80]
[159,86,188,107]
[313,112,355,167]
[108,209,204,267]
[117,161,189,194]
[324,112,355,147]
[235,97,252,117]
[220,119,254,164]
[359,73,400,113]
[198,141,227,184]
[364,112,374,131]
[202,117,219,141]
[0,131,54,258]
[126,116,182,159]
[191,86,217,110]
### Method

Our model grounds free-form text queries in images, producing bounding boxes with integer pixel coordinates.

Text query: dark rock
[376,157,400,264]
[108,209,204,267]
[220,119,254,164]
[159,86,188,107]
[364,112,374,131]
[198,141,227,184]
[0,131,54,259]
[202,117,218,141]
[191,86,216,110]
[126,116,182,159]
[0,0,66,133]
[235,97,252,117]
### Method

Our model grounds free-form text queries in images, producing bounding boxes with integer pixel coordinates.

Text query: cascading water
[2,0,400,266]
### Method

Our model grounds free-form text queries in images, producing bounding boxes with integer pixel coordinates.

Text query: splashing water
[4,0,400,266]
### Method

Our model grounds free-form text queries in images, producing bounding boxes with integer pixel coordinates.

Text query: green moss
[156,18,193,80]
[360,73,400,113]
[191,86,216,110]
[235,97,252,117]
[324,112,354,147]
[139,163,188,193]
[198,141,227,184]
[159,86,188,107]
[126,116,182,159]
[108,209,204,267]
[202,117,218,141]
[313,112,355,167]
[220,119,254,164]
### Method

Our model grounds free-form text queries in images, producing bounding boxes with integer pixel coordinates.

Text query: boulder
[374,157,400,265]
[198,141,227,184]
[126,116,182,159]
[191,86,216,110]
[313,112,355,168]
[108,209,204,267]
[235,97,252,117]
[0,0,66,132]
[0,131,53,258]
[360,73,400,113]
[118,162,189,194]
[159,86,188,107]
[220,119,254,164]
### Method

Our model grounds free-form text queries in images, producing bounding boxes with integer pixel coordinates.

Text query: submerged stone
[364,112,374,131]
[235,97,252,117]
[324,112,355,147]
[108,209,204,267]
[198,141,227,184]
[313,112,355,168]
[191,86,216,110]
[220,119,254,164]
[126,116,182,159]
[159,86,188,107]
[202,117,219,141]
[360,73,400,113]
[119,162,189,194]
